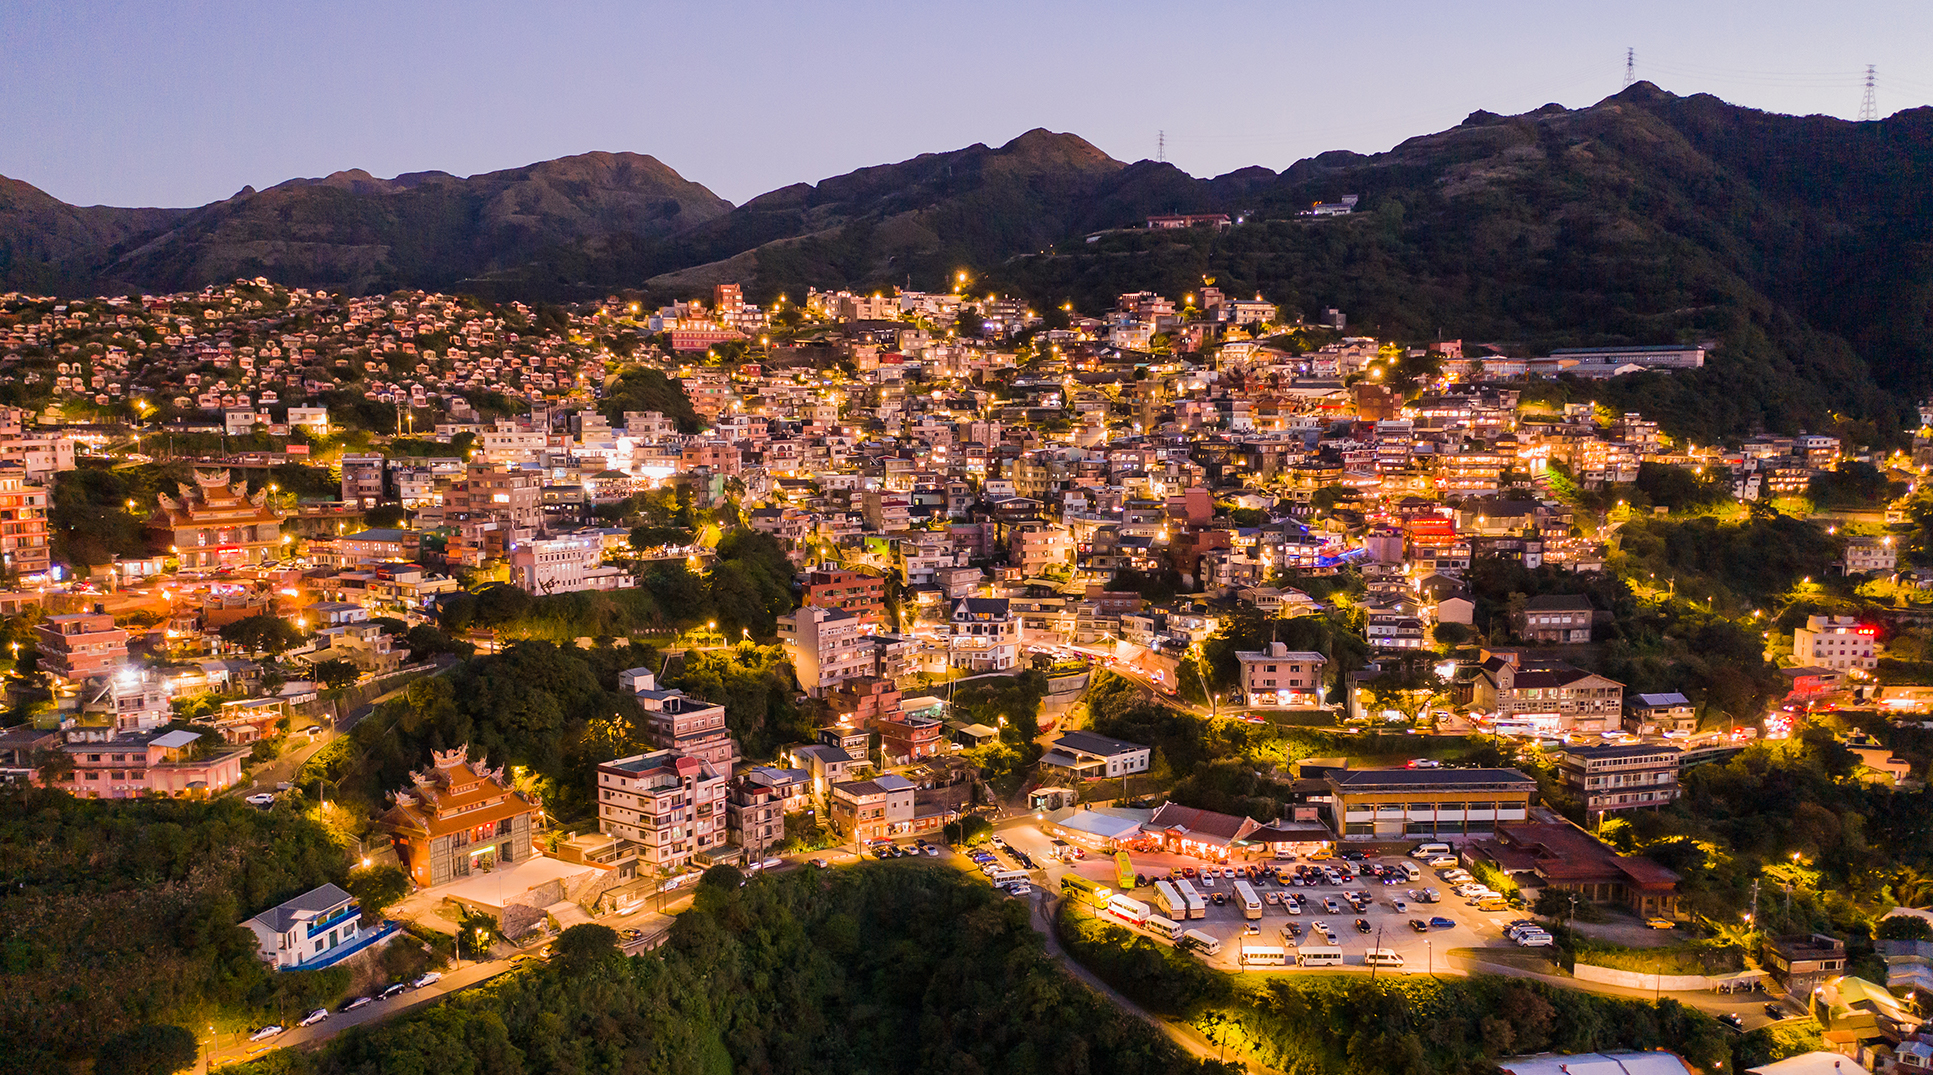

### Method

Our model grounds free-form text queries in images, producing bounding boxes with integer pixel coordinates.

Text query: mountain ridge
[4,89,1932,437]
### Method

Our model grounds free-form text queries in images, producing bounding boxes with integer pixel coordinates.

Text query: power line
[1859,64,1878,122]
[1623,47,1635,89]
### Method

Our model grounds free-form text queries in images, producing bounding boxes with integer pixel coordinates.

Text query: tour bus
[989,868,1029,887]
[1296,945,1345,967]
[1107,893,1151,927]
[1175,879,1208,919]
[1232,879,1263,920]
[1240,944,1288,966]
[1179,929,1222,956]
[1154,880,1188,920]
[1061,873,1113,910]
[1364,948,1406,967]
[1489,718,1538,738]
[1145,914,1180,941]
[1410,843,1452,860]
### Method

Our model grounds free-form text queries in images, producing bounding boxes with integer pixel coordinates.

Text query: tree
[95,1024,197,1075]
[1877,915,1933,941]
[311,659,360,690]
[219,613,307,655]
[552,923,619,970]
[344,864,410,917]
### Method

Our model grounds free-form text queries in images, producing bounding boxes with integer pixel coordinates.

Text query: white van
[1296,945,1344,967]
[1411,843,1452,859]
[1402,861,1423,881]
[1364,948,1405,967]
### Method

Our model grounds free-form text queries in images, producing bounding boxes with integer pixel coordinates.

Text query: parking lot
[995,822,1523,974]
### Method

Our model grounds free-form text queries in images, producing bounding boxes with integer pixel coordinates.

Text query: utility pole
[1749,878,1761,932]
[1859,65,1878,123]
[1623,48,1636,89]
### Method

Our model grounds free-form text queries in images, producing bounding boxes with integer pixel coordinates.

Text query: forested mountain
[3,84,1932,435]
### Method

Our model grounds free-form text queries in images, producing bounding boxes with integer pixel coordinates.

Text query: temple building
[145,470,287,569]
[378,745,542,888]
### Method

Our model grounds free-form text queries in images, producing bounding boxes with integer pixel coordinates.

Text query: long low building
[1324,767,1537,840]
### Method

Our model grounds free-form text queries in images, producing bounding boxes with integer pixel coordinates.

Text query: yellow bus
[1060,873,1113,910]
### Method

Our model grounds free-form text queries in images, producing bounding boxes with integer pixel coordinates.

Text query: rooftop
[1328,767,1537,791]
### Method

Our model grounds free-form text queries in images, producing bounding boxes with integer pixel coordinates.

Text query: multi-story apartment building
[828,772,921,842]
[802,568,885,626]
[778,605,875,696]
[595,749,729,877]
[1842,536,1898,576]
[0,462,50,576]
[339,454,386,506]
[948,597,1017,673]
[1556,744,1682,815]
[1473,654,1625,734]
[1516,594,1594,644]
[621,669,737,769]
[725,766,807,858]
[35,611,128,684]
[508,533,635,594]
[1235,642,1327,707]
[1792,615,1877,672]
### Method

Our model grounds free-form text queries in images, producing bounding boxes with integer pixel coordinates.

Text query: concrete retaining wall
[1572,962,1762,992]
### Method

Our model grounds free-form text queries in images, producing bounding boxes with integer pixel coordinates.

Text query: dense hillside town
[5,270,1933,1075]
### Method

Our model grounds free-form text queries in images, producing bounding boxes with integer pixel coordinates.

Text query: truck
[1232,879,1263,920]
[1107,894,1151,927]
[1175,879,1207,919]
[1179,929,1222,956]
[1154,880,1188,920]
[1061,873,1113,910]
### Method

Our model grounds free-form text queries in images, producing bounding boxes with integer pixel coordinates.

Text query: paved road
[1448,950,1784,1030]
[207,958,513,1069]
[1023,889,1272,1071]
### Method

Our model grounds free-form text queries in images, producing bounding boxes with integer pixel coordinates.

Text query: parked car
[244,792,277,806]
[249,1026,285,1042]
[410,971,443,989]
[1764,1003,1788,1020]
[1391,900,1408,913]
[1645,917,1676,930]
[1409,918,1430,932]
[1718,1013,1745,1031]
[810,858,829,868]
[1354,918,1372,934]
[341,996,374,1012]
[377,983,408,1000]
[299,1008,329,1028]
[1428,916,1456,930]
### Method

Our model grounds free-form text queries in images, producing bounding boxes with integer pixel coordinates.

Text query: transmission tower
[1157,130,1166,162]
[1623,48,1635,89]
[1859,65,1878,122]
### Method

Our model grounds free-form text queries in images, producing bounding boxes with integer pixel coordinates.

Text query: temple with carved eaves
[144,469,286,569]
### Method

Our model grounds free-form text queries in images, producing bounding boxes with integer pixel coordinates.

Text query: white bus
[1145,914,1179,940]
[1296,945,1344,967]
[1154,880,1187,920]
[1179,929,1222,956]
[1232,879,1263,920]
[1107,894,1151,926]
[989,868,1029,886]
[1175,879,1207,919]
[1240,944,1288,966]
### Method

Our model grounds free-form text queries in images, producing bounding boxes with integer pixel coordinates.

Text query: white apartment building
[508,533,634,595]
[1843,536,1898,576]
[948,597,1018,673]
[595,750,728,877]
[778,605,875,696]
[1792,615,1877,672]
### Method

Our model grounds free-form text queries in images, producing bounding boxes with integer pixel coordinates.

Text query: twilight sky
[5,0,1930,209]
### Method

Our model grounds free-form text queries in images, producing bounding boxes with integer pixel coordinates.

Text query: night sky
[6,0,1930,208]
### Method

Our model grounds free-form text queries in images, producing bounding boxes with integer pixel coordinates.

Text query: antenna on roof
[1622,47,1635,89]
[1859,65,1878,122]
